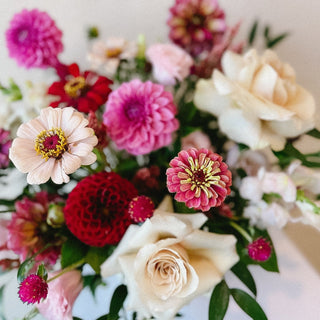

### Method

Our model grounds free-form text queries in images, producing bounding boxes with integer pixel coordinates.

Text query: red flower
[48,63,112,113]
[247,237,272,262]
[64,172,138,247]
[18,274,48,304]
[129,196,155,223]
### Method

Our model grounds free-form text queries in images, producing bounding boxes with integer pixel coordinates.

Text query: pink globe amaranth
[166,148,232,212]
[129,196,155,223]
[18,274,48,304]
[103,79,179,155]
[247,237,272,262]
[6,9,63,68]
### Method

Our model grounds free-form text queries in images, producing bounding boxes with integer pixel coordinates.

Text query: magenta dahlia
[167,0,226,56]
[166,148,232,212]
[18,274,48,304]
[103,79,179,155]
[247,237,272,262]
[63,171,138,247]
[6,9,63,69]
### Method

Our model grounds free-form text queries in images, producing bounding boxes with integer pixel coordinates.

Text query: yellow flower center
[179,156,221,198]
[34,128,67,160]
[105,47,122,58]
[64,76,86,98]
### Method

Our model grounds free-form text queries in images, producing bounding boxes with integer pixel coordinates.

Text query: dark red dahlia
[64,171,138,247]
[48,63,112,113]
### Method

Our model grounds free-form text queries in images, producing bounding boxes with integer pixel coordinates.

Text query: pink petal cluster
[146,43,193,86]
[0,128,12,169]
[6,9,63,69]
[103,80,179,155]
[247,237,272,262]
[129,195,155,223]
[167,0,226,56]
[18,274,48,304]
[166,148,232,211]
[37,270,83,320]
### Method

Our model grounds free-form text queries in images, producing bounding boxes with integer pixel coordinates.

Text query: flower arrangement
[0,1,319,319]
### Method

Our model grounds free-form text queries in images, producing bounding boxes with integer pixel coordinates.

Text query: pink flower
[146,43,193,85]
[103,80,179,155]
[167,0,226,56]
[0,128,12,169]
[129,196,155,223]
[9,107,97,184]
[37,270,83,320]
[7,191,62,265]
[247,237,272,262]
[6,9,63,69]
[166,148,232,211]
[181,130,213,151]
[18,274,48,304]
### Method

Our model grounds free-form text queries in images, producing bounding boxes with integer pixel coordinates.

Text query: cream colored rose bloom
[194,49,316,150]
[101,196,238,320]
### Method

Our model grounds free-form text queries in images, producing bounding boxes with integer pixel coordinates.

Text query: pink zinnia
[167,0,226,56]
[18,274,48,304]
[247,237,272,262]
[6,9,63,69]
[0,128,12,169]
[166,148,232,212]
[103,79,179,155]
[129,196,155,223]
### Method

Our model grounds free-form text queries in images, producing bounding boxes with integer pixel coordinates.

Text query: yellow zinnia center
[105,47,122,58]
[34,128,67,160]
[64,76,86,98]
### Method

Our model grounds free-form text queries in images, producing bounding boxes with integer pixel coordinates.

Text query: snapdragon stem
[229,221,253,242]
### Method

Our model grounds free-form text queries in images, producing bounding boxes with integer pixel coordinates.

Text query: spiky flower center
[64,76,86,98]
[35,127,67,160]
[180,156,221,198]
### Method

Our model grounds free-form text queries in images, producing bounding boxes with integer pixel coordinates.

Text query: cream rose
[194,49,316,150]
[101,196,238,320]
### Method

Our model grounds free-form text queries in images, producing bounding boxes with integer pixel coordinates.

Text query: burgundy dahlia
[63,171,138,247]
[18,274,48,304]
[6,9,63,69]
[48,63,113,113]
[166,148,232,212]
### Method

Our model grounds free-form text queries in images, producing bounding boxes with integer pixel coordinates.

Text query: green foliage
[209,280,230,320]
[85,246,115,274]
[231,262,257,296]
[83,274,106,297]
[17,257,35,283]
[36,264,48,281]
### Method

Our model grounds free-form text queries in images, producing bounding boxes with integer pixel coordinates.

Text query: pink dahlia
[167,0,226,57]
[103,79,179,155]
[18,274,48,304]
[129,196,155,223]
[247,237,272,262]
[7,191,63,265]
[0,128,12,169]
[166,148,232,212]
[6,9,63,69]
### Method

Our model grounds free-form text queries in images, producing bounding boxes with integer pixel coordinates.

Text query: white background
[0,1,320,319]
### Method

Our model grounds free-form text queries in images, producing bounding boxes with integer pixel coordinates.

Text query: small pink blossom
[129,195,155,223]
[37,270,83,320]
[103,80,179,155]
[181,130,213,151]
[18,274,48,304]
[0,128,12,169]
[146,43,193,86]
[166,148,232,211]
[247,237,272,262]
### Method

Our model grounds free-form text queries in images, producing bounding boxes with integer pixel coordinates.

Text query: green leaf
[267,33,289,48]
[307,128,320,139]
[73,317,83,320]
[36,264,48,281]
[17,258,35,283]
[95,316,108,320]
[85,246,115,274]
[209,280,230,320]
[108,284,128,320]
[61,236,88,269]
[264,26,270,39]
[230,288,268,320]
[83,274,106,297]
[248,20,259,45]
[231,262,257,296]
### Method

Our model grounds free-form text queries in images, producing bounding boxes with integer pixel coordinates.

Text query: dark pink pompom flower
[103,79,179,155]
[166,148,232,212]
[247,237,272,262]
[6,9,63,69]
[129,196,155,223]
[18,274,48,304]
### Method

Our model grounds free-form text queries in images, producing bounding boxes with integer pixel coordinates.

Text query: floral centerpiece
[0,1,319,319]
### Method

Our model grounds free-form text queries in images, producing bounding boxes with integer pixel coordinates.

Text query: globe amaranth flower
[9,107,98,185]
[7,191,63,265]
[103,79,179,155]
[18,274,48,304]
[0,128,12,169]
[167,0,226,56]
[129,196,155,223]
[166,148,232,212]
[247,237,272,262]
[6,9,63,69]
[48,63,113,113]
[64,171,138,247]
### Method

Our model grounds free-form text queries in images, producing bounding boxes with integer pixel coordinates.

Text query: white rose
[194,49,316,150]
[101,196,238,320]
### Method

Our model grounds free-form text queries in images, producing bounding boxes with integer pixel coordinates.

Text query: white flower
[9,107,97,185]
[101,196,238,320]
[295,201,320,231]
[194,49,316,150]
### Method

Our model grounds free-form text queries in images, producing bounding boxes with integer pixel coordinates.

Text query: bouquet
[0,0,319,319]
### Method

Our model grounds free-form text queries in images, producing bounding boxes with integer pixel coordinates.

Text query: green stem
[22,307,39,320]
[229,221,253,242]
